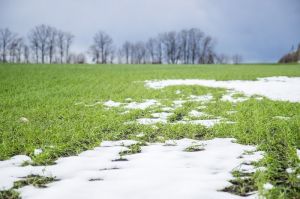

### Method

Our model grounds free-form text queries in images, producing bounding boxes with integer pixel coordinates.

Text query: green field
[0,63,300,198]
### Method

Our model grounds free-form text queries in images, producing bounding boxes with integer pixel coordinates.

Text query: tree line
[278,43,300,63]
[0,25,242,64]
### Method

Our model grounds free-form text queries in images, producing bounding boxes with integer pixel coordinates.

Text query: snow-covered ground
[145,76,300,102]
[0,138,263,199]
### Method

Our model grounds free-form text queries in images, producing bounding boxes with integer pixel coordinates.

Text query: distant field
[0,63,300,198]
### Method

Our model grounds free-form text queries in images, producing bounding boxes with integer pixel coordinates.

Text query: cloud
[1,0,299,62]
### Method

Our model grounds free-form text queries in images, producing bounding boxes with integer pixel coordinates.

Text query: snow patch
[221,92,248,103]
[273,116,290,120]
[145,77,300,102]
[189,110,207,117]
[19,117,29,123]
[125,99,159,110]
[103,100,122,107]
[33,149,43,156]
[0,138,262,199]
[188,94,213,102]
[137,118,167,125]
[263,183,274,190]
[176,119,221,128]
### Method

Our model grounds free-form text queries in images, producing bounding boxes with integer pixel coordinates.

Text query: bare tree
[161,31,182,64]
[232,54,243,64]
[57,31,65,64]
[90,31,113,64]
[76,53,86,64]
[28,30,39,63]
[215,54,229,64]
[23,45,30,63]
[122,41,131,64]
[199,36,214,64]
[146,38,157,64]
[65,33,73,63]
[0,28,16,63]
[28,25,52,64]
[57,31,73,64]
[48,27,57,64]
[179,29,189,64]
[134,42,147,64]
[188,28,203,64]
[9,37,24,63]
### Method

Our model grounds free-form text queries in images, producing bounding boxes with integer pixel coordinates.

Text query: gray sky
[1,0,299,62]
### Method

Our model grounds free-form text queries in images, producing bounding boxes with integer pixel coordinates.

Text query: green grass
[0,63,300,198]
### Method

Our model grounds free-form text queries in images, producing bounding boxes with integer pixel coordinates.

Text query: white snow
[263,183,274,190]
[19,117,29,123]
[273,116,290,120]
[221,92,248,103]
[172,99,187,108]
[151,112,172,119]
[189,110,207,117]
[135,133,145,138]
[125,99,158,110]
[286,168,294,174]
[103,100,122,107]
[188,94,213,102]
[136,112,172,125]
[137,118,167,125]
[161,107,174,112]
[0,138,262,199]
[227,110,237,115]
[145,77,300,102]
[33,149,43,156]
[197,105,207,109]
[176,119,221,128]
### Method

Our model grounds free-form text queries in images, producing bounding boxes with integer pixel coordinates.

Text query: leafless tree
[9,37,24,63]
[161,31,182,64]
[65,33,73,63]
[90,31,113,64]
[30,25,52,63]
[0,28,16,63]
[28,30,39,63]
[76,53,86,64]
[133,42,147,64]
[122,41,131,64]
[57,31,65,64]
[146,38,157,64]
[232,54,243,64]
[188,28,203,64]
[57,31,74,64]
[199,36,214,64]
[23,45,30,63]
[48,27,57,64]
[215,54,229,64]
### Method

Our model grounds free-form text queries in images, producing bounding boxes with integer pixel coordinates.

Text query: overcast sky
[0,0,299,62]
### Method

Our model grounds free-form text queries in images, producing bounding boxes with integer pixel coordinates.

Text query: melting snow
[273,116,290,120]
[0,138,262,199]
[263,183,274,190]
[188,94,213,102]
[189,110,207,117]
[137,118,167,125]
[221,92,249,103]
[136,112,172,125]
[103,100,122,107]
[145,77,300,102]
[176,119,221,128]
[19,117,29,123]
[33,149,43,156]
[125,99,159,110]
